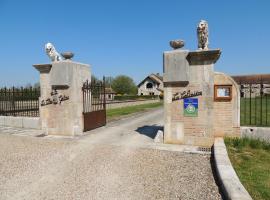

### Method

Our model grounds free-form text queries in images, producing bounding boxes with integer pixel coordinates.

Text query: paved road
[0,108,222,200]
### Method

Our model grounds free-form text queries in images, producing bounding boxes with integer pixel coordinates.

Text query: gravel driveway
[0,108,222,200]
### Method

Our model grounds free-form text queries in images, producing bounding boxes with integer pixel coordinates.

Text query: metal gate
[82,78,106,131]
[234,75,270,127]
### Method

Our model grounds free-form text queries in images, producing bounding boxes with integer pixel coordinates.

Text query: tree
[111,75,137,95]
[25,83,32,88]
[33,82,40,88]
[105,76,114,88]
[91,75,99,83]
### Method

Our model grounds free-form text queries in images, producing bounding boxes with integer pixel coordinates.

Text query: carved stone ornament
[170,40,185,49]
[41,89,69,106]
[61,52,74,60]
[172,90,202,101]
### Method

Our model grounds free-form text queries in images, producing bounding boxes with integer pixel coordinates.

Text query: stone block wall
[164,50,221,147]
[34,60,91,136]
[0,116,41,129]
[241,127,270,142]
[213,72,240,137]
[165,87,215,146]
[163,49,240,147]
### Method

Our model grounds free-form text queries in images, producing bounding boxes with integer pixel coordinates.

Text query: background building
[137,73,163,96]
[105,87,116,101]
[231,74,270,97]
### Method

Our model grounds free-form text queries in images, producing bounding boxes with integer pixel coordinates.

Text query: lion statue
[45,42,62,62]
[197,20,209,50]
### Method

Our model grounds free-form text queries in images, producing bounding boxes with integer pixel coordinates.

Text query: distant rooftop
[137,73,163,87]
[231,74,270,84]
[105,87,116,94]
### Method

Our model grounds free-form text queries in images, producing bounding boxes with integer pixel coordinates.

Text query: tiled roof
[231,74,270,84]
[105,88,116,94]
[137,73,163,87]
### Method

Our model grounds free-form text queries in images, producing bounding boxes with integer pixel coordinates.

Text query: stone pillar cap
[33,64,52,73]
[186,49,221,65]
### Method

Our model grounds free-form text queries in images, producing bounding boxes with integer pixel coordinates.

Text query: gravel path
[0,108,222,200]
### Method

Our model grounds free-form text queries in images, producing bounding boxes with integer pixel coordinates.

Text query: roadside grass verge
[106,101,163,121]
[225,137,270,200]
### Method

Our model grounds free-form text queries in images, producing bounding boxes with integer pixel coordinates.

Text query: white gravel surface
[0,108,222,200]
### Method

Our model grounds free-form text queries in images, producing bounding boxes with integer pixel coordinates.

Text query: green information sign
[184,98,198,117]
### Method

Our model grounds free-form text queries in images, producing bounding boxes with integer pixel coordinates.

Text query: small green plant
[225,137,270,200]
[225,137,270,151]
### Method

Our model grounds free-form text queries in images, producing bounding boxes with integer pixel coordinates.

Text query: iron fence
[239,78,270,127]
[0,87,40,117]
[82,78,106,113]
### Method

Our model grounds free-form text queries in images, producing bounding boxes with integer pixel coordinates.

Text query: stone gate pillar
[163,49,221,147]
[33,58,91,136]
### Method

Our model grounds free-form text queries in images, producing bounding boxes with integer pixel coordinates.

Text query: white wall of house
[105,93,115,101]
[240,84,270,98]
[137,78,162,96]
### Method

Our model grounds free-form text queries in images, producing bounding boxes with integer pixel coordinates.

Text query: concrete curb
[241,126,270,143]
[214,137,253,200]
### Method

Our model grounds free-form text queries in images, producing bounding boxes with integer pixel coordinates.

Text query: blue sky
[0,0,270,86]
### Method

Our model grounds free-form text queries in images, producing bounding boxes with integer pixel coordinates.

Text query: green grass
[106,101,163,120]
[225,137,270,200]
[240,97,270,127]
[114,95,159,101]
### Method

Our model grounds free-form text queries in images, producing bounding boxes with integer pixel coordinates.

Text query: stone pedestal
[163,49,221,147]
[163,50,189,85]
[33,60,91,136]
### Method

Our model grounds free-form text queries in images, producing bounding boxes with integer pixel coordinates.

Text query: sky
[0,0,270,87]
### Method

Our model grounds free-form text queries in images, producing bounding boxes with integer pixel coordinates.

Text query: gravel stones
[0,109,222,200]
[0,135,221,200]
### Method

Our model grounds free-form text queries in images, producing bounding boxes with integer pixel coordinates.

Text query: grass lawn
[106,101,163,121]
[225,137,270,200]
[240,97,270,127]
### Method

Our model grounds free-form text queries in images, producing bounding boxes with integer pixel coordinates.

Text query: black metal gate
[82,78,106,132]
[237,77,270,127]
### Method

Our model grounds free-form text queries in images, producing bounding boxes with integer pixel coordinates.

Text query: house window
[146,83,153,89]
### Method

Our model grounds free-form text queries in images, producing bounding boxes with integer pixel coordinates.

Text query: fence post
[103,76,106,124]
[249,83,252,125]
[260,77,263,125]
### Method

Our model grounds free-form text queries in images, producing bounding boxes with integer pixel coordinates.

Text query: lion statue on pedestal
[197,20,209,50]
[45,42,62,62]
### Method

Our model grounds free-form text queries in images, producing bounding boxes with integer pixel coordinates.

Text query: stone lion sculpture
[197,20,209,50]
[45,42,62,62]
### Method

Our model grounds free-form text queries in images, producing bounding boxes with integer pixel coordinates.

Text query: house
[137,73,163,96]
[231,74,270,97]
[105,87,116,101]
